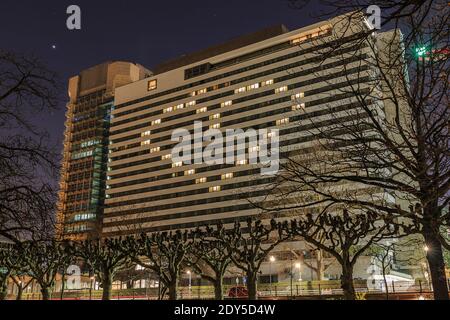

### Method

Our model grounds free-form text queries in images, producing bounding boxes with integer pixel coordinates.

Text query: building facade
[101,14,393,238]
[57,61,150,240]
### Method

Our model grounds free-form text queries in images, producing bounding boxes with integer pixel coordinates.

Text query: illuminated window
[210,113,220,120]
[320,28,332,35]
[234,86,246,94]
[236,159,248,166]
[292,103,306,111]
[141,140,151,146]
[221,100,232,108]
[196,177,207,184]
[147,79,157,91]
[210,123,220,129]
[152,119,161,125]
[292,36,308,44]
[275,86,288,93]
[291,92,305,100]
[209,186,221,192]
[267,131,276,138]
[185,169,195,176]
[186,101,196,107]
[246,83,259,91]
[174,103,184,110]
[197,107,207,113]
[221,172,233,180]
[276,118,290,125]
[197,88,207,95]
[150,146,160,153]
[141,130,151,137]
[162,153,172,160]
[172,162,182,168]
[261,79,274,86]
[249,146,260,153]
[163,106,173,113]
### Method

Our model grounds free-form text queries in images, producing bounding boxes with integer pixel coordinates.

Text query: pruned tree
[283,210,403,300]
[19,241,73,300]
[0,50,61,243]
[290,245,333,281]
[130,230,194,300]
[76,238,132,300]
[189,224,233,300]
[224,218,289,300]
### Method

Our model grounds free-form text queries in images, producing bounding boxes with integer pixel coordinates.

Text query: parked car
[228,286,249,298]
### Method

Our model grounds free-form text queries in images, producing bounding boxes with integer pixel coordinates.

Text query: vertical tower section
[56,61,151,240]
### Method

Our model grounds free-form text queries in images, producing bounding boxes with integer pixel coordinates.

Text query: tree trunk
[168,279,178,300]
[101,272,113,301]
[340,263,356,300]
[213,278,223,300]
[0,274,9,300]
[246,272,258,300]
[60,274,65,300]
[0,285,7,301]
[16,285,23,300]
[382,271,389,300]
[41,287,50,300]
[423,227,449,300]
[316,250,325,281]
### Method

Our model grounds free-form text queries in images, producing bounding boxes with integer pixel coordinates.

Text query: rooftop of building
[151,24,290,75]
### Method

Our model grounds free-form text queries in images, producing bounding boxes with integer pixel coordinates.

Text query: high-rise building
[57,61,150,240]
[101,13,398,239]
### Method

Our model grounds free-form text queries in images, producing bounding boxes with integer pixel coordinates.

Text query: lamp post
[295,262,302,281]
[269,256,275,296]
[423,245,432,290]
[89,276,95,300]
[290,259,293,297]
[186,270,192,299]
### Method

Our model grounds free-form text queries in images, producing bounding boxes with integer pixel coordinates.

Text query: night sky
[0,0,325,151]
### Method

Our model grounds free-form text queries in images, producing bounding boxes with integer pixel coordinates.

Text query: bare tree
[290,245,333,281]
[368,237,431,299]
[0,243,19,300]
[0,243,35,300]
[19,241,72,300]
[224,219,288,300]
[268,1,450,299]
[189,224,233,300]
[287,0,436,33]
[76,238,132,300]
[130,230,194,300]
[0,50,61,243]
[283,210,403,300]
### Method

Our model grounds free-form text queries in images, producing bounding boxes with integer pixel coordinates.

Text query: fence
[18,279,447,300]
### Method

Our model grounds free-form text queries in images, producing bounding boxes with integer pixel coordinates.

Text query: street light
[269,256,275,296]
[295,262,302,281]
[186,270,192,299]
[89,276,95,300]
